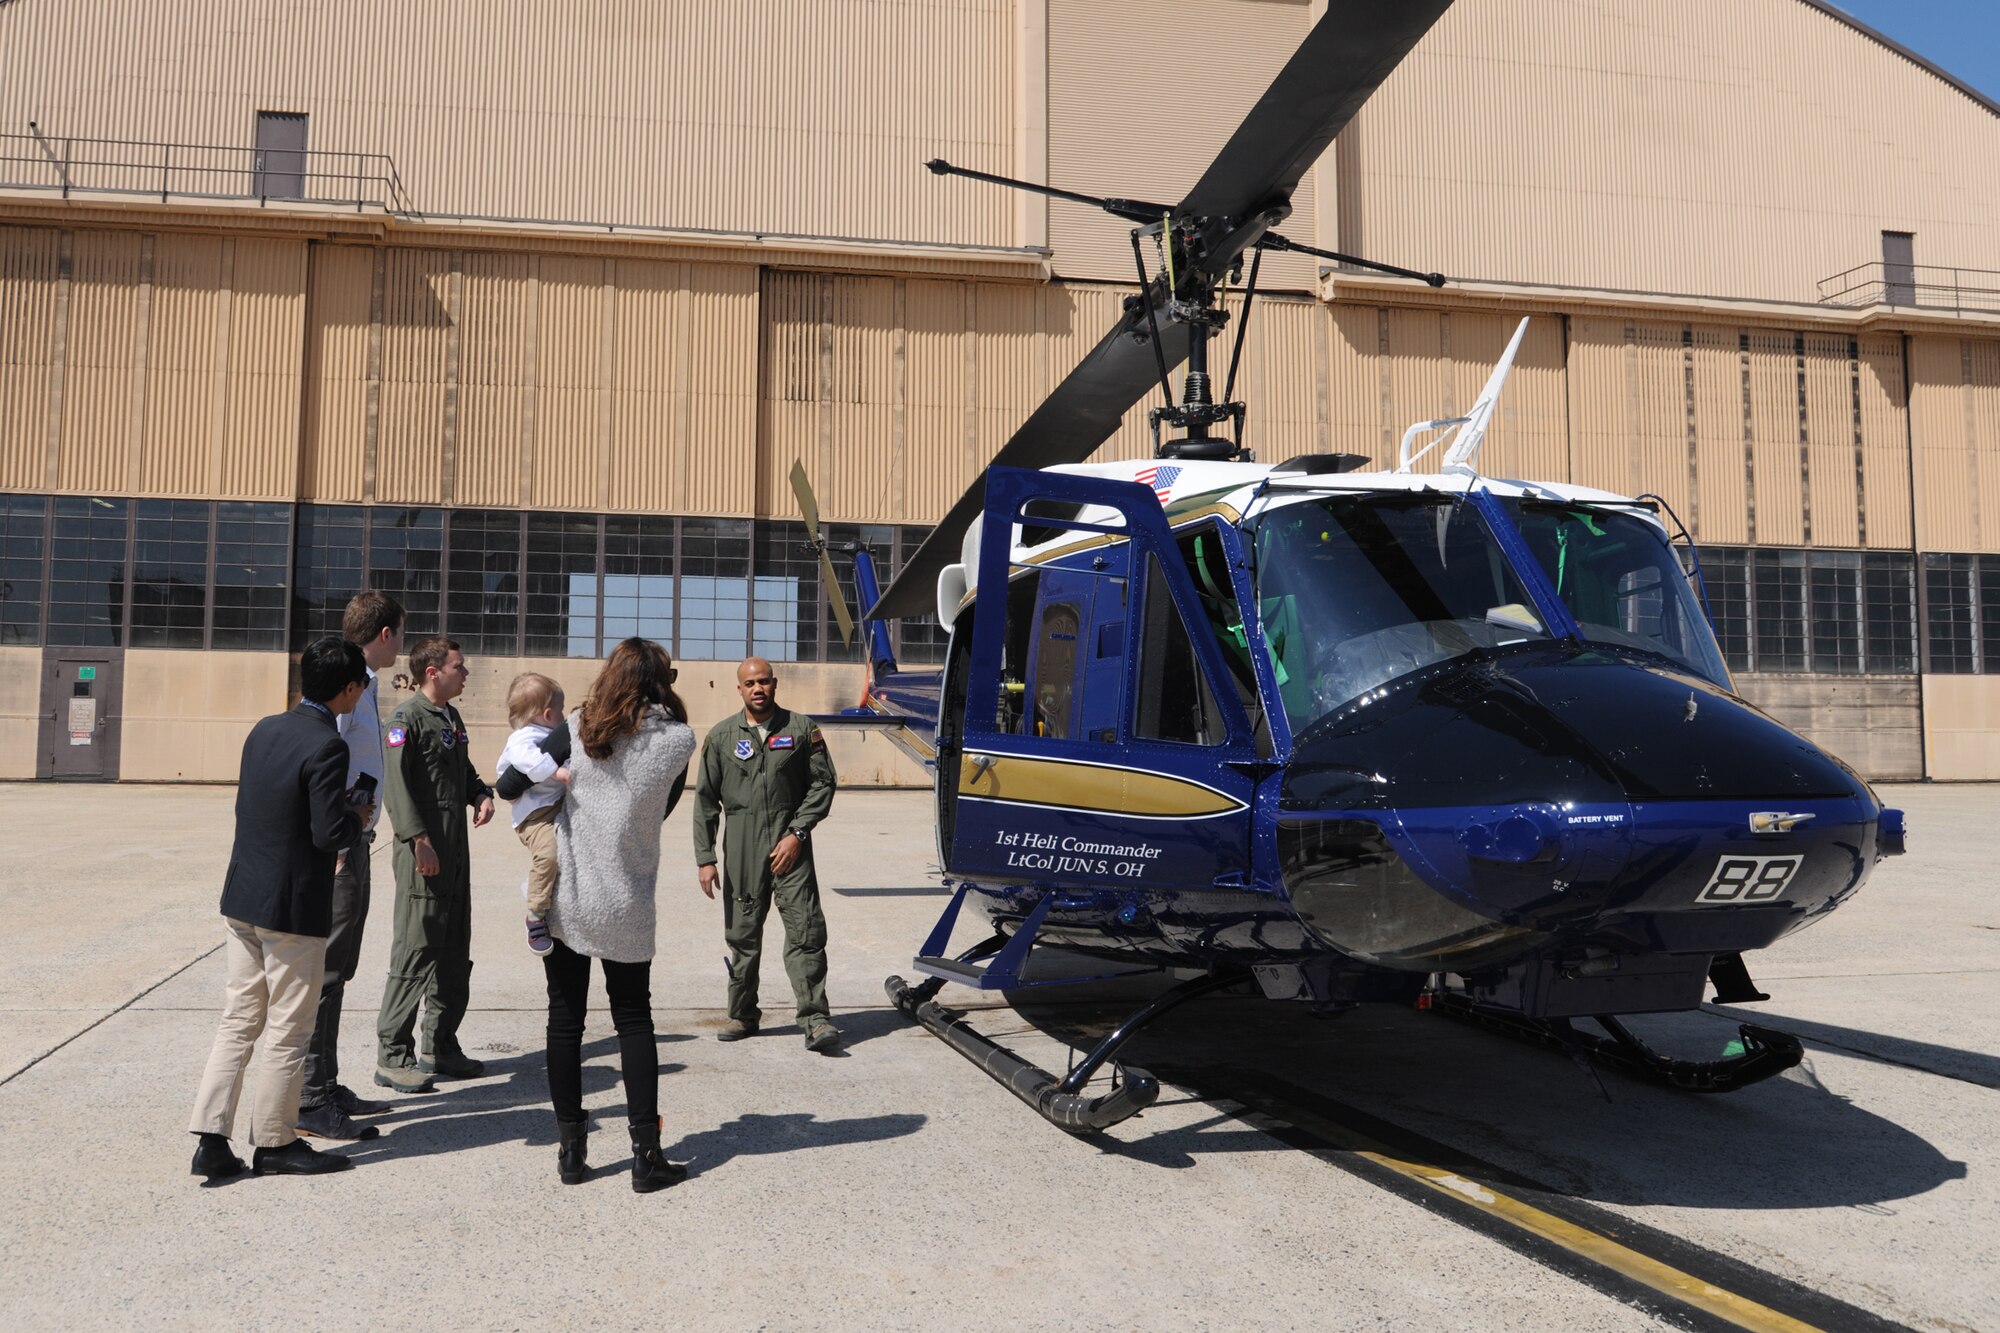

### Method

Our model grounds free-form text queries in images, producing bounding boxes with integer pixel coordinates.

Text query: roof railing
[0,132,416,215]
[1816,261,2000,316]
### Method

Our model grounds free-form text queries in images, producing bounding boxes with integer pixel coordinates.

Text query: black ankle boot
[556,1119,588,1185]
[190,1132,245,1181]
[629,1117,687,1194]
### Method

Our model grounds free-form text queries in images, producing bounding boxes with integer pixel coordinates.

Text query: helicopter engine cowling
[1276,645,1889,985]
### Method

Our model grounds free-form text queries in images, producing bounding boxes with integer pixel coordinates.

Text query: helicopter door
[947,468,1258,896]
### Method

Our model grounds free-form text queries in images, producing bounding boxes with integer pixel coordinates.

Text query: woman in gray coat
[544,637,695,1192]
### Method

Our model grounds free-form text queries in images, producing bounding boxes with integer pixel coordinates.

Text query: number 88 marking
[1697,855,1801,904]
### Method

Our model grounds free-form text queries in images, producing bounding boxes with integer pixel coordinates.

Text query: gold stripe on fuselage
[959,752,1244,819]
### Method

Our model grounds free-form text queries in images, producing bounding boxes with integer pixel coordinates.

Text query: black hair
[301,636,369,702]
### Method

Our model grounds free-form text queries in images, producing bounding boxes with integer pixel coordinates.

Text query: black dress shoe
[297,1103,382,1142]
[252,1138,354,1176]
[332,1084,392,1116]
[190,1132,246,1181]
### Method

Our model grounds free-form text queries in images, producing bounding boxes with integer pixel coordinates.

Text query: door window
[1134,552,1225,745]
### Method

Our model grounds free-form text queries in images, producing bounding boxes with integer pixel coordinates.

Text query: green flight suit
[693,706,837,1027]
[376,694,493,1069]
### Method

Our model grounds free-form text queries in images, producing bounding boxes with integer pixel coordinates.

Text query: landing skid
[1428,992,1804,1094]
[885,969,1246,1135]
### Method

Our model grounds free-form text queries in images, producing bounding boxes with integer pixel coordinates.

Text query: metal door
[1881,231,1915,306]
[39,650,123,780]
[253,112,309,200]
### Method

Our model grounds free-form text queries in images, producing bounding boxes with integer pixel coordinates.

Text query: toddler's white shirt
[496,723,564,826]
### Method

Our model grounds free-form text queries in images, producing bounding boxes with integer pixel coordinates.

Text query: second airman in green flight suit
[695,656,839,1051]
[374,637,494,1092]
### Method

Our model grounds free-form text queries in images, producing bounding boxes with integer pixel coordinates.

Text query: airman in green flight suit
[374,638,494,1092]
[695,656,839,1052]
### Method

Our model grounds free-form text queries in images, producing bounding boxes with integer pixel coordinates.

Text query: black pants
[300,829,373,1109]
[543,939,657,1128]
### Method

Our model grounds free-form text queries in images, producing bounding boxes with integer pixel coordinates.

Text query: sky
[1826,0,2000,103]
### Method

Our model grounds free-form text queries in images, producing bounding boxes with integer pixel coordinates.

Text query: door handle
[966,753,997,784]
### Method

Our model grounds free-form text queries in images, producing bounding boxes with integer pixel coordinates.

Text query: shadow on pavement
[664,1110,927,1176]
[989,987,1969,1210]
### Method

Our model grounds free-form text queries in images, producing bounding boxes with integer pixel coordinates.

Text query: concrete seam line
[0,941,225,1089]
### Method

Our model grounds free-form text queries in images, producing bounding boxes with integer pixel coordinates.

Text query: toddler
[496,673,570,954]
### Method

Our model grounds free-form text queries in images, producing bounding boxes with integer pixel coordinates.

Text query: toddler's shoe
[526,914,553,955]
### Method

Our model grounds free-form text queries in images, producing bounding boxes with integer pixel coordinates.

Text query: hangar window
[676,518,752,660]
[210,502,290,650]
[1923,554,2000,675]
[131,500,210,649]
[524,512,600,657]
[47,497,128,648]
[603,515,677,652]
[367,508,444,640]
[446,509,524,656]
[0,495,47,646]
[292,505,366,647]
[1698,546,1913,676]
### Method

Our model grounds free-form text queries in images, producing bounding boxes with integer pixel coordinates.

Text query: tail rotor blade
[819,548,856,647]
[789,460,822,542]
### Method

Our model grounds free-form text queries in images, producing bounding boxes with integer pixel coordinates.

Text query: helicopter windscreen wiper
[870,0,1457,621]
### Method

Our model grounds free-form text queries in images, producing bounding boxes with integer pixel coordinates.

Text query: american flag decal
[1134,464,1182,504]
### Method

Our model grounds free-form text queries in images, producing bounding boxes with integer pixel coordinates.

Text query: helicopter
[789,0,1908,1135]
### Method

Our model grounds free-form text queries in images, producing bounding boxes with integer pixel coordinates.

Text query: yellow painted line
[1248,1100,1824,1333]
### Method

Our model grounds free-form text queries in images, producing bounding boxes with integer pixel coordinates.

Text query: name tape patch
[767,734,797,750]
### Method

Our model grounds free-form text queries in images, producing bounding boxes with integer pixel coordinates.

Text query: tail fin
[850,548,899,677]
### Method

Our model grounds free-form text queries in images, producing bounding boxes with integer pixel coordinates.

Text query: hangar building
[1,0,1996,783]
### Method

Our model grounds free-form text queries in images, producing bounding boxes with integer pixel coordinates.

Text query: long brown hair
[578,638,686,760]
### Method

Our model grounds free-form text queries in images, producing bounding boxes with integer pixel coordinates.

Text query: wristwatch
[787,827,810,844]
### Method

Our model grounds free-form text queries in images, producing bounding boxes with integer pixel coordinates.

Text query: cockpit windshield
[1251,491,1734,736]
[1505,499,1731,688]
[1253,493,1549,731]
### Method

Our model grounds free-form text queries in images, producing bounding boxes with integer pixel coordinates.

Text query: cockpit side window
[1133,551,1225,746]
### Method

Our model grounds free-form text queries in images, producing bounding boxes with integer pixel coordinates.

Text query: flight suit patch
[767,734,796,750]
[387,726,407,748]
[734,739,755,760]
[439,727,457,749]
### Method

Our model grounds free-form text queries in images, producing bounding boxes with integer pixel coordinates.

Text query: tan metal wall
[1337,0,2000,303]
[0,224,306,499]
[1908,333,2000,553]
[0,0,1018,251]
[1325,305,1571,479]
[1046,0,1317,288]
[1565,315,1911,548]
[1921,676,2000,780]
[301,245,760,514]
[760,275,1333,521]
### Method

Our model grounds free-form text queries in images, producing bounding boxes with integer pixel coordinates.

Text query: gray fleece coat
[550,705,696,963]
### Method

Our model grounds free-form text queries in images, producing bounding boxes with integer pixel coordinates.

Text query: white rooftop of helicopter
[941,318,1668,625]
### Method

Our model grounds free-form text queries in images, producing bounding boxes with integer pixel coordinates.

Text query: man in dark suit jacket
[188,637,374,1180]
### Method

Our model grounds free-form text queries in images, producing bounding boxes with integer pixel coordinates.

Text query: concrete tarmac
[0,781,1993,1330]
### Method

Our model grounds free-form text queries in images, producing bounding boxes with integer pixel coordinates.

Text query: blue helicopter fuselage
[840,461,1903,1016]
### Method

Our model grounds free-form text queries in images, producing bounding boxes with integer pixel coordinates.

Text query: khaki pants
[189,917,328,1148]
[517,803,560,917]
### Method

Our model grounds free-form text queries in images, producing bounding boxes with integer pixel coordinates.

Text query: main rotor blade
[869,295,1193,621]
[1178,0,1454,230]
[871,0,1456,623]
